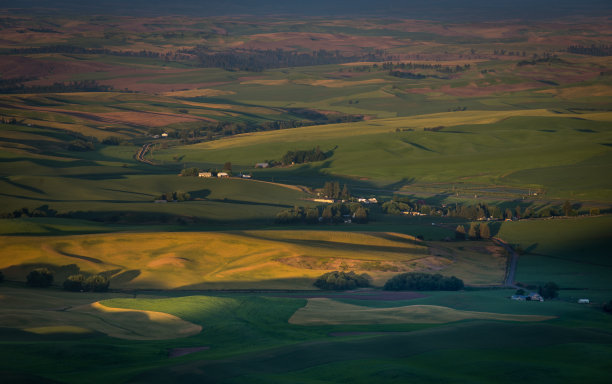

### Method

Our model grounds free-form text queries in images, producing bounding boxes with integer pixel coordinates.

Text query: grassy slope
[157,111,612,200]
[0,230,506,289]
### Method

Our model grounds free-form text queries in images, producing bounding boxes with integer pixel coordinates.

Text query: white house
[255,162,269,168]
[217,172,229,178]
[161,132,169,138]
[198,172,213,178]
[578,299,590,304]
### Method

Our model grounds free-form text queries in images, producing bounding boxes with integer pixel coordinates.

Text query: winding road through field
[135,143,155,165]
[493,237,519,288]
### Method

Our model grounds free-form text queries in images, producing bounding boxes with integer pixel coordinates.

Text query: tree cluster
[0,206,57,219]
[102,136,122,145]
[383,272,464,291]
[281,147,329,165]
[321,181,350,200]
[180,167,200,177]
[63,274,110,292]
[26,268,54,287]
[155,191,191,201]
[382,197,414,214]
[539,281,559,299]
[388,70,428,79]
[313,271,371,290]
[68,139,95,151]
[275,202,368,224]
[456,222,491,240]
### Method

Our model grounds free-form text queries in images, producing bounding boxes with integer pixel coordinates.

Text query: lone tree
[479,223,491,239]
[455,225,466,240]
[562,200,573,216]
[468,222,479,240]
[539,281,559,299]
[353,207,369,223]
[26,268,54,287]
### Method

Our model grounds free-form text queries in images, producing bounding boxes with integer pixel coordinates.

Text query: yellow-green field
[0,286,200,340]
[290,298,556,325]
[0,230,506,289]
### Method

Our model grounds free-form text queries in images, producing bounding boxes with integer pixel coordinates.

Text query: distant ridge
[1,0,611,20]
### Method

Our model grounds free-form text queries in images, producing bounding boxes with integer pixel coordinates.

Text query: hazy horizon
[1,0,611,20]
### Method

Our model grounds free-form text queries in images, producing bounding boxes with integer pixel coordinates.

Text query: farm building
[578,299,590,304]
[255,162,269,168]
[161,132,168,138]
[198,172,213,178]
[217,172,229,178]
[511,292,544,302]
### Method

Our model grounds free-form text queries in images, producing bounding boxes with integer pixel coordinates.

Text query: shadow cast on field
[236,231,425,254]
[130,322,612,383]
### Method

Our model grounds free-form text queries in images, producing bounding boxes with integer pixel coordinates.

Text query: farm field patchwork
[1,4,612,384]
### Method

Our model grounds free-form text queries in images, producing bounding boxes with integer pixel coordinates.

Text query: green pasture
[1,286,611,383]
[155,111,612,201]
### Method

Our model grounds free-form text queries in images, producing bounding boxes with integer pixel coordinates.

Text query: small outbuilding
[578,299,590,304]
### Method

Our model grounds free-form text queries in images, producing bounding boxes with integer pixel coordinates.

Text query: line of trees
[188,48,390,71]
[383,272,464,291]
[8,45,163,58]
[0,80,112,94]
[380,61,469,73]
[155,191,191,201]
[567,45,612,57]
[275,202,369,224]
[455,222,490,240]
[321,181,350,200]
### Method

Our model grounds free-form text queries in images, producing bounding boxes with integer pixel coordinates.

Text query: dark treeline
[0,80,112,94]
[346,62,469,74]
[188,48,391,71]
[517,56,564,66]
[383,272,464,291]
[567,44,612,57]
[8,45,163,58]
[388,71,428,79]
[381,61,469,73]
